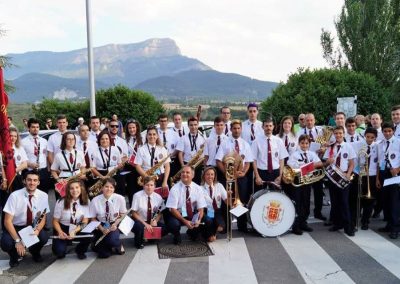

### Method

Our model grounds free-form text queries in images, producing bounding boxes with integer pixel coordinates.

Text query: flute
[50,234,94,239]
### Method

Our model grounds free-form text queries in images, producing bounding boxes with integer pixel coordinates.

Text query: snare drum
[248,190,295,237]
[324,164,352,189]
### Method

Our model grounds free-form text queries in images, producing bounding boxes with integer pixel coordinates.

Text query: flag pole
[86,0,96,116]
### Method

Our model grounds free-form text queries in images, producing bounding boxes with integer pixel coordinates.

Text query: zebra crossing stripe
[119,245,170,284]
[208,238,258,284]
[278,233,355,283]
[30,252,97,284]
[345,230,400,279]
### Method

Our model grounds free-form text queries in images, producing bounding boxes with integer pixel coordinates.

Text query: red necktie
[69,153,74,164]
[285,135,288,148]
[83,142,90,168]
[309,130,314,142]
[147,196,152,223]
[335,145,341,167]
[34,137,39,157]
[111,138,115,146]
[251,124,255,141]
[186,186,193,219]
[27,195,33,226]
[267,138,273,173]
[234,139,240,154]
[209,186,218,210]
[70,202,77,224]
[350,136,354,142]
[105,200,110,221]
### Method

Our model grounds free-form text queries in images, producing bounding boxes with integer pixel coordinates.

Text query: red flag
[300,162,314,176]
[0,66,16,190]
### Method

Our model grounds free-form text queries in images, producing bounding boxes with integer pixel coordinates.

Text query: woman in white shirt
[52,179,91,259]
[201,167,227,242]
[9,127,28,191]
[89,178,127,258]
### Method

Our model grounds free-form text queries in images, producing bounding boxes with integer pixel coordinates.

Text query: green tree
[96,85,164,127]
[260,68,391,124]
[321,0,400,102]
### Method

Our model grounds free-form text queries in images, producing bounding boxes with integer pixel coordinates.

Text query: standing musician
[52,179,91,259]
[323,126,356,237]
[135,125,170,190]
[365,113,385,142]
[252,117,288,191]
[287,134,323,235]
[21,118,50,193]
[391,105,400,139]
[47,114,70,165]
[1,171,50,267]
[89,178,127,258]
[350,127,378,230]
[88,116,102,143]
[165,165,206,245]
[204,117,228,185]
[215,119,253,232]
[176,116,206,185]
[91,131,124,195]
[376,123,400,239]
[172,112,189,138]
[277,116,298,197]
[209,106,232,138]
[9,128,28,191]
[76,124,97,189]
[201,167,227,242]
[51,132,87,198]
[131,177,167,249]
[124,119,143,206]
[345,117,364,142]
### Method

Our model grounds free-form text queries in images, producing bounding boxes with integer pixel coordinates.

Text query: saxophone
[137,154,171,186]
[88,166,121,198]
[169,143,205,187]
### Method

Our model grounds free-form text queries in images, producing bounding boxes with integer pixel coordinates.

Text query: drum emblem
[264,200,283,225]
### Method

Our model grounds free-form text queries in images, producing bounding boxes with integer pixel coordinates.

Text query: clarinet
[33,208,47,231]
[36,139,41,168]
[151,203,165,222]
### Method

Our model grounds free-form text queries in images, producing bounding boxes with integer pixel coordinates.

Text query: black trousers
[292,185,311,229]
[379,170,400,232]
[125,165,141,207]
[311,179,324,216]
[165,211,206,240]
[255,169,280,192]
[327,180,352,230]
[349,175,377,227]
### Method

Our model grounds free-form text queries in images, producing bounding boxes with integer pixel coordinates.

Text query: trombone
[357,147,374,229]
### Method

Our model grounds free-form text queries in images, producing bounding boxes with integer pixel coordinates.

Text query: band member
[21,118,50,193]
[376,123,400,239]
[89,116,102,143]
[241,103,263,144]
[9,127,28,191]
[76,124,97,170]
[47,114,70,165]
[350,128,378,230]
[89,178,127,258]
[277,116,298,160]
[201,167,227,242]
[172,112,189,138]
[124,120,143,206]
[288,135,323,235]
[323,126,356,236]
[364,113,384,142]
[1,171,50,267]
[91,131,124,195]
[131,177,167,249]
[52,179,91,259]
[51,132,86,190]
[176,116,206,185]
[345,117,364,142]
[299,113,326,221]
[109,120,128,156]
[216,119,253,232]
[209,106,232,137]
[335,112,347,131]
[391,105,400,138]
[253,117,288,190]
[135,125,170,189]
[166,165,206,244]
[204,117,228,184]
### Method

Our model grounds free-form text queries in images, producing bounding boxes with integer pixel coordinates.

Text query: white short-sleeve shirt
[53,199,90,226]
[352,141,378,176]
[91,146,122,171]
[13,145,28,169]
[377,136,400,170]
[251,135,289,170]
[215,137,254,167]
[201,182,227,209]
[204,134,227,166]
[21,135,48,169]
[241,120,263,145]
[51,149,86,178]
[323,142,356,172]
[157,128,180,156]
[131,190,164,221]
[134,144,170,173]
[176,132,206,163]
[166,181,207,211]
[276,133,298,157]
[111,136,129,157]
[288,149,321,169]
[47,131,69,155]
[3,188,50,226]
[89,193,127,223]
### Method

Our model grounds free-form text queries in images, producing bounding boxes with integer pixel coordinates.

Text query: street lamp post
[86,0,96,116]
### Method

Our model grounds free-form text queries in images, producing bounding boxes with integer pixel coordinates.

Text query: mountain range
[6,38,278,103]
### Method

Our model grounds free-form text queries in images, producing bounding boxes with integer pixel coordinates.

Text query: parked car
[20,129,78,140]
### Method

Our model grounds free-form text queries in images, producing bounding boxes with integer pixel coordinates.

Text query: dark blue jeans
[52,224,91,257]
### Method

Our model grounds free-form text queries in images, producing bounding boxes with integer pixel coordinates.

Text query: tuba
[282,165,325,187]
[170,144,205,186]
[315,126,334,145]
[137,154,171,186]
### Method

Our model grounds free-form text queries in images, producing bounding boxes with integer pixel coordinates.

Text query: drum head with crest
[249,191,295,237]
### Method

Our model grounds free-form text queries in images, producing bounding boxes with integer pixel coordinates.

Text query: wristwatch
[15,238,21,243]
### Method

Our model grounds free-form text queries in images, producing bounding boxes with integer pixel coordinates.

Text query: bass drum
[248,190,295,237]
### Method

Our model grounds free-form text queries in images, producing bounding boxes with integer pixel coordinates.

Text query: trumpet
[282,165,325,187]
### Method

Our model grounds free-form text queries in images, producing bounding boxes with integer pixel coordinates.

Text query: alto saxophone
[137,154,171,186]
[170,143,205,186]
[88,166,121,198]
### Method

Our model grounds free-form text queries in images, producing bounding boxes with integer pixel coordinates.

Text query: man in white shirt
[209,106,232,138]
[166,166,206,245]
[88,116,101,143]
[345,117,364,143]
[391,105,400,139]
[172,112,189,138]
[241,103,263,145]
[364,113,385,142]
[1,171,50,267]
[21,118,50,193]
[47,114,69,165]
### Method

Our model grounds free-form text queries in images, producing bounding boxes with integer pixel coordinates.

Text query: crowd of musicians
[0,103,399,268]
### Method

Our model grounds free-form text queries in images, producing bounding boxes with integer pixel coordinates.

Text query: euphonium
[170,144,205,186]
[282,165,325,187]
[137,154,171,186]
[315,126,334,145]
[223,151,243,207]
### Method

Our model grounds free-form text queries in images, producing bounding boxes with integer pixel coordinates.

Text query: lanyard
[61,150,77,172]
[99,147,111,169]
[189,133,198,151]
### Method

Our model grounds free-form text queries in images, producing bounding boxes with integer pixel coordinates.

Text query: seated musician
[165,165,207,245]
[131,177,167,249]
[89,178,127,258]
[135,125,170,190]
[287,134,323,235]
[52,179,91,259]
[201,167,227,242]
[1,170,50,267]
[51,132,87,197]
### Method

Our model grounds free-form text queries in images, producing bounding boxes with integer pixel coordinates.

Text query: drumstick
[262,180,282,190]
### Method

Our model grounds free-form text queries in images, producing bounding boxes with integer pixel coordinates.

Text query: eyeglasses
[299,118,305,121]
[110,125,119,128]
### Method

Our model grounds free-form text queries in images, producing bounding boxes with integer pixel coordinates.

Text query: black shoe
[32,253,43,263]
[9,258,19,268]
[329,226,343,232]
[292,228,303,235]
[378,226,390,232]
[77,253,87,260]
[345,229,355,237]
[301,225,313,232]
[173,235,182,245]
[135,244,145,249]
[389,232,398,239]
[238,227,249,233]
[372,211,380,218]
[56,254,66,259]
[361,224,368,230]
[314,214,327,221]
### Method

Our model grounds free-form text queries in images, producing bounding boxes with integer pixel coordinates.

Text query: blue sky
[1,0,343,82]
